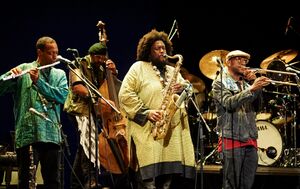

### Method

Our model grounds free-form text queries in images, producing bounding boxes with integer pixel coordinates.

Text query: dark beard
[151,59,167,71]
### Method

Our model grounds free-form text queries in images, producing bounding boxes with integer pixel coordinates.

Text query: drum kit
[192,49,300,167]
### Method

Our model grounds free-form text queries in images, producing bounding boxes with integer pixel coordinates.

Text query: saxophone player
[119,29,196,189]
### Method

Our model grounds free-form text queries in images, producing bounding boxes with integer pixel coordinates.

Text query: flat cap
[226,50,250,63]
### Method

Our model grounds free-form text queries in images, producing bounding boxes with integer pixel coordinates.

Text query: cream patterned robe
[119,61,196,180]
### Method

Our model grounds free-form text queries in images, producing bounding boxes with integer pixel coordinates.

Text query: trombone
[249,68,299,86]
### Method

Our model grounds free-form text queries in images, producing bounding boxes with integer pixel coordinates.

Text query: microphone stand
[189,92,211,189]
[216,58,225,189]
[43,102,71,189]
[57,116,71,189]
[69,51,99,188]
[85,83,101,188]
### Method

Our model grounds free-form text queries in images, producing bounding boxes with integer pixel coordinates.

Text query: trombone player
[211,50,270,189]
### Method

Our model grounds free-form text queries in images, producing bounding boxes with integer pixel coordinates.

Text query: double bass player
[64,37,129,188]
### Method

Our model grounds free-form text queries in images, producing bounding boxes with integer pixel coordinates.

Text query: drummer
[211,50,270,189]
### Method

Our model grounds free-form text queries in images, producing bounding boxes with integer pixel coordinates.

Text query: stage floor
[199,164,300,176]
[185,164,300,189]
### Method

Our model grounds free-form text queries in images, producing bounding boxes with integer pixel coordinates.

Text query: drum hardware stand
[187,90,211,189]
[284,93,299,167]
[281,75,300,167]
[281,97,289,147]
[291,75,299,166]
[202,146,220,165]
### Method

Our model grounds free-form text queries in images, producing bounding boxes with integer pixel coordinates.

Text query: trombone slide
[247,68,299,86]
[250,68,297,76]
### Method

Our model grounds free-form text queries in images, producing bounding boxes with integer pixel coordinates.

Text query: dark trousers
[70,145,134,189]
[67,114,97,189]
[16,142,61,189]
[70,145,97,189]
[135,172,172,189]
[222,146,258,189]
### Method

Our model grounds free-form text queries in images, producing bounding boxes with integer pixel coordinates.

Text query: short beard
[151,58,167,70]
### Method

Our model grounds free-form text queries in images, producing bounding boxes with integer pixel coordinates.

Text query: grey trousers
[222,146,258,189]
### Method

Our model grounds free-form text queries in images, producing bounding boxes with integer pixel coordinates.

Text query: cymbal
[183,73,206,93]
[260,49,298,69]
[202,112,217,121]
[272,116,293,126]
[199,50,229,80]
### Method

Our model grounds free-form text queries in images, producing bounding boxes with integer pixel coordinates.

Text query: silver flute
[2,61,60,81]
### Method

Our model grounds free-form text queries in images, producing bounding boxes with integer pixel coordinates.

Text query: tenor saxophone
[152,54,189,140]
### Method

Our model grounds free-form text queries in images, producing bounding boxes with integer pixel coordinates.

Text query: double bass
[97,21,129,174]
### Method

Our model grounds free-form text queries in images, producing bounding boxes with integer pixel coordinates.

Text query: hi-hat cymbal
[202,112,217,121]
[199,50,229,80]
[260,49,298,69]
[183,73,206,93]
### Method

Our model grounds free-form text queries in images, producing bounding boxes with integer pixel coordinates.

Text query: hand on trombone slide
[249,76,271,92]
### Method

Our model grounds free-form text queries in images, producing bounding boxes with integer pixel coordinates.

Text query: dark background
[0,1,299,188]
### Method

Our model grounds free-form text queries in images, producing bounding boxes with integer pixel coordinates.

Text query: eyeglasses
[233,57,249,64]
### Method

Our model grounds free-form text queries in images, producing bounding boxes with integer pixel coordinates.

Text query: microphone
[286,67,300,74]
[182,80,192,89]
[67,48,79,57]
[29,108,52,123]
[176,81,193,108]
[56,55,72,64]
[66,48,78,53]
[56,55,77,69]
[285,17,293,35]
[266,146,277,159]
[212,56,224,69]
[184,81,193,98]
[258,146,277,159]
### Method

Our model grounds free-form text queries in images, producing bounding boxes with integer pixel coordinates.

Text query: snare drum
[257,121,283,166]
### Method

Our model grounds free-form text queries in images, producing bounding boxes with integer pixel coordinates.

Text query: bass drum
[257,121,283,166]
